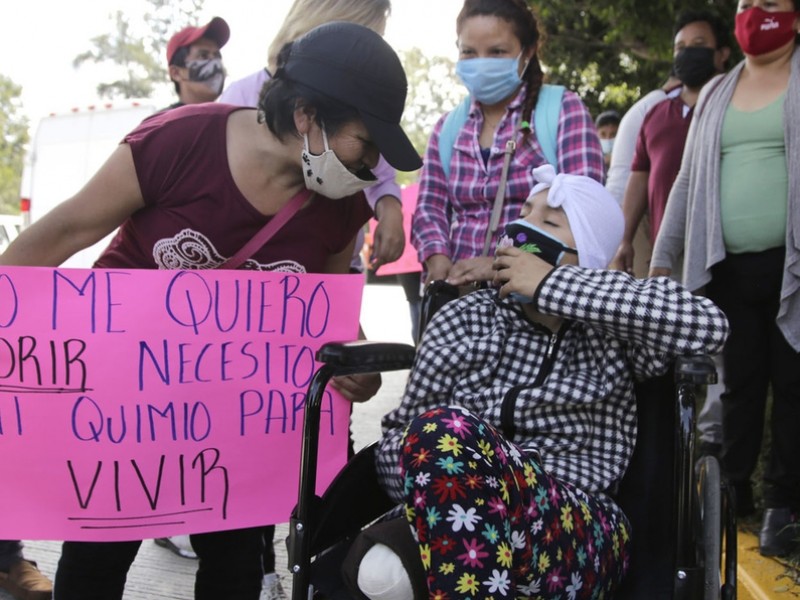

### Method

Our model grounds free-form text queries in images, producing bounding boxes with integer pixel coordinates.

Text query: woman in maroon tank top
[0,22,421,600]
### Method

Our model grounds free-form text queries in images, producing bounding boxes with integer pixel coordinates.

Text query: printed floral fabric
[401,406,630,600]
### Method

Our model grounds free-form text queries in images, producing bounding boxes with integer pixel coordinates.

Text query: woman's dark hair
[456,0,544,134]
[256,42,360,140]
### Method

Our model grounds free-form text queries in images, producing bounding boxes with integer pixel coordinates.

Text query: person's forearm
[373,195,402,221]
[534,265,728,355]
[620,171,649,243]
[364,157,400,209]
[650,170,690,270]
[0,206,101,267]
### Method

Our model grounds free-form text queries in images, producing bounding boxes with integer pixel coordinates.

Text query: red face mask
[735,7,799,56]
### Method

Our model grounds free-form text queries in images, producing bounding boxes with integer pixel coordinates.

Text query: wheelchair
[287,281,738,600]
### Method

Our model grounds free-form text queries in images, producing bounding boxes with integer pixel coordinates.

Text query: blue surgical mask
[497,219,578,303]
[600,137,615,156]
[455,54,527,105]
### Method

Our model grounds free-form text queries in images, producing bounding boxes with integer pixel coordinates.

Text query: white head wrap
[528,164,624,269]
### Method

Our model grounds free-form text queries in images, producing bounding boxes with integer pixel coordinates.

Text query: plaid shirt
[377,266,729,502]
[411,86,605,265]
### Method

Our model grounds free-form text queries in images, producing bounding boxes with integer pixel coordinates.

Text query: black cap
[280,21,422,172]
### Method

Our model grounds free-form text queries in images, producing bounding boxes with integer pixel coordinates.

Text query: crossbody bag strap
[220,189,313,270]
[481,140,516,256]
[480,85,563,256]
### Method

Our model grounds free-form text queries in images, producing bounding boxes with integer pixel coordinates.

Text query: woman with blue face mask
[411,0,604,290]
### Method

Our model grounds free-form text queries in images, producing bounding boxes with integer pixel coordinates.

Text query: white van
[19,101,157,268]
[0,214,22,253]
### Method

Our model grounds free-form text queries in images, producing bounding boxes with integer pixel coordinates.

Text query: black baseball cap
[280,21,422,172]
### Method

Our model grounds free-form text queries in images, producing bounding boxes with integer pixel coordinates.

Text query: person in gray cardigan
[650,0,800,558]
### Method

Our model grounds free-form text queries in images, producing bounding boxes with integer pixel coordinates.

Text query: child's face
[519,190,579,266]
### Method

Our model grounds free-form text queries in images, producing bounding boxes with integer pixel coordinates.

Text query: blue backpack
[438,84,565,179]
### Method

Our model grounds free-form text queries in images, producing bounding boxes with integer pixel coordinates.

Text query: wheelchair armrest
[674,354,717,386]
[316,341,415,375]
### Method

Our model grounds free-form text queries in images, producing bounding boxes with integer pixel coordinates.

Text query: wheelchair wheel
[697,455,722,600]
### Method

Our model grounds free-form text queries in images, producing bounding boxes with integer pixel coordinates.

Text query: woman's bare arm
[1,144,145,266]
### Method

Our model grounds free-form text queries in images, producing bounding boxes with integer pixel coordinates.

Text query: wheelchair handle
[674,354,717,385]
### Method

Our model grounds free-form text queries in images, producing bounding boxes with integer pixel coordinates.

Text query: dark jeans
[261,524,276,573]
[54,527,264,600]
[0,540,23,571]
[396,272,422,344]
[707,247,800,509]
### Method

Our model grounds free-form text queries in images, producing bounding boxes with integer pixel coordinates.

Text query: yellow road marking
[737,530,800,598]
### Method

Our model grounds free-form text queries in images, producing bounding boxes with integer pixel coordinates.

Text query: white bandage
[529,164,624,269]
[356,542,414,600]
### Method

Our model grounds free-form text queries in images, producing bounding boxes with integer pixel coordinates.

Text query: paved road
[2,283,412,600]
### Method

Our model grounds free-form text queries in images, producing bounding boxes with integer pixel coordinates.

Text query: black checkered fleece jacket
[377,265,730,503]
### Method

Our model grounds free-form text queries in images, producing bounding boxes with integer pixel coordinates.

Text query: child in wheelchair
[344,164,730,600]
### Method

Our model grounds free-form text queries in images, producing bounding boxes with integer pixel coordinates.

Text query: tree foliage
[533,0,737,117]
[398,48,462,185]
[0,75,30,213]
[73,0,203,100]
[400,48,462,154]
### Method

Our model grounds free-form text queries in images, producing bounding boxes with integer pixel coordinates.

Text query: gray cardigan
[651,48,800,351]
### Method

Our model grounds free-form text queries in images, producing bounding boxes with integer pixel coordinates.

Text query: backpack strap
[533,84,564,171]
[438,96,471,181]
[437,84,565,179]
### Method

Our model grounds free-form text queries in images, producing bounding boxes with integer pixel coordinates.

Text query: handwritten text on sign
[0,267,363,541]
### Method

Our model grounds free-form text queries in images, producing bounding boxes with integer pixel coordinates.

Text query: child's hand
[493,246,554,301]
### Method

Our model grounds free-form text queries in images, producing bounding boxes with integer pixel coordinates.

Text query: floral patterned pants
[399,406,630,599]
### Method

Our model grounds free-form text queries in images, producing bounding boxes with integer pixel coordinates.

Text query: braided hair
[456,0,545,137]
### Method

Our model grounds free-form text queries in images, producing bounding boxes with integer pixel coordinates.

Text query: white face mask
[600,137,615,156]
[301,126,377,199]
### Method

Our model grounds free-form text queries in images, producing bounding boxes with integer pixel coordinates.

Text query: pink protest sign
[0,267,363,541]
[374,183,422,276]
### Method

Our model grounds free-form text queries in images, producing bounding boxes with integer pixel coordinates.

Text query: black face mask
[499,220,578,267]
[673,46,717,89]
[497,220,578,303]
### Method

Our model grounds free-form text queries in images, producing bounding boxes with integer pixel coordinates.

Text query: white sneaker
[260,572,287,600]
[153,535,198,559]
